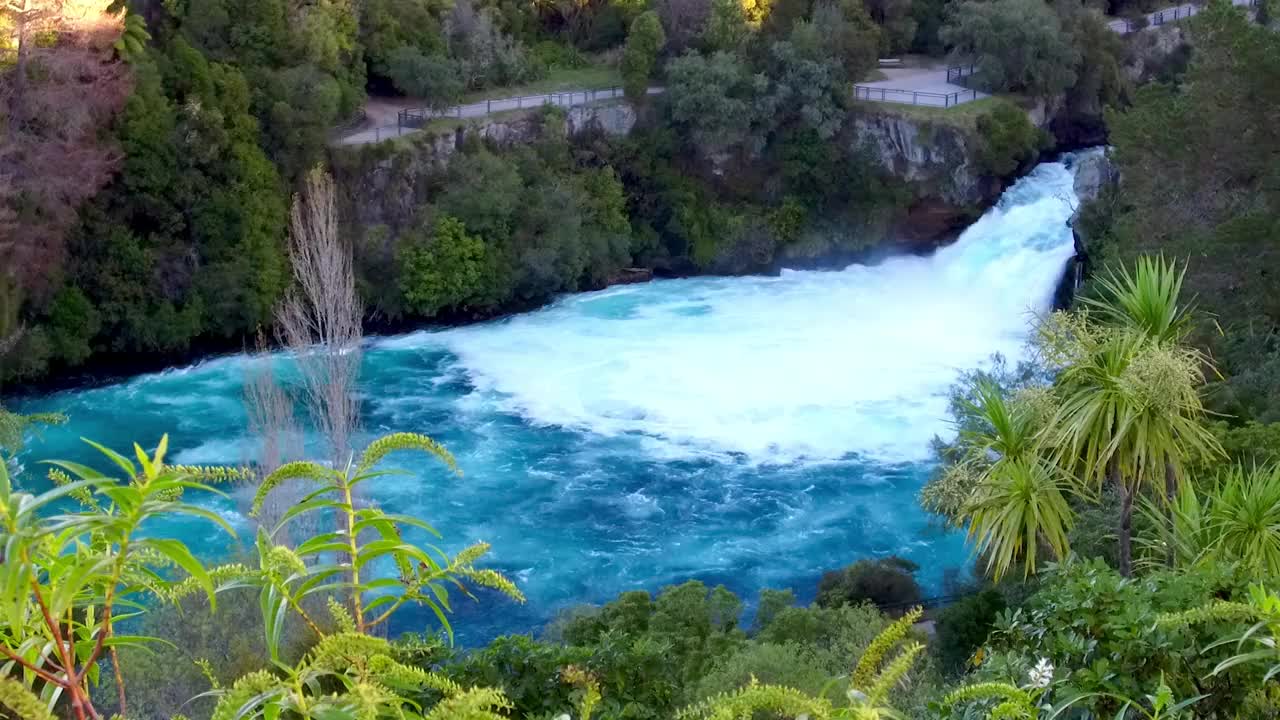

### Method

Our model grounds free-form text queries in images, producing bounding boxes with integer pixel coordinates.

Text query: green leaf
[144,538,214,608]
[81,438,140,478]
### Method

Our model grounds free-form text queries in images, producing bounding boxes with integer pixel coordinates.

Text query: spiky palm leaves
[1139,464,1280,575]
[933,379,1077,580]
[1039,257,1220,576]
[1080,256,1194,345]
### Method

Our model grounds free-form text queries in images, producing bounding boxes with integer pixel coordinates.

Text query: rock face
[1124,23,1190,85]
[851,112,990,208]
[332,101,636,232]
[1070,148,1117,208]
[849,109,1010,249]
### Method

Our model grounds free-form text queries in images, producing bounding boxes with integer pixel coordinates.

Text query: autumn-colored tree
[0,0,131,303]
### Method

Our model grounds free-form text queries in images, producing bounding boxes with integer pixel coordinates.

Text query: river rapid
[12,153,1090,644]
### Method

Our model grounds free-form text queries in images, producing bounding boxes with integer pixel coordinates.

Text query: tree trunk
[1164,460,1178,567]
[1118,481,1134,578]
[10,2,32,138]
[1109,459,1133,577]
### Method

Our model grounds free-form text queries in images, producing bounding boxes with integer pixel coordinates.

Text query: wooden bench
[878,58,903,67]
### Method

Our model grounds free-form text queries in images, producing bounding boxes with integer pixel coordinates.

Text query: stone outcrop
[1124,23,1190,84]
[851,112,991,208]
[331,101,635,232]
[1070,148,1117,208]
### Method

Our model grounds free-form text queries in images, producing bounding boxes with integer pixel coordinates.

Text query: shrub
[386,47,464,110]
[398,214,500,318]
[932,589,1006,673]
[975,101,1046,178]
[815,556,923,612]
[529,40,591,71]
[692,642,835,701]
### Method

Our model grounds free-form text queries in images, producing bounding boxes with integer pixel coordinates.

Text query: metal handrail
[853,85,980,108]
[398,86,626,130]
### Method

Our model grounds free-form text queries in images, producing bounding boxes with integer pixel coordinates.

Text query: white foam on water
[383,158,1083,464]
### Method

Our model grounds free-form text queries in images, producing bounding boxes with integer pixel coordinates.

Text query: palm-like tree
[965,456,1076,580]
[1046,259,1220,576]
[950,379,1078,580]
[1081,256,1219,566]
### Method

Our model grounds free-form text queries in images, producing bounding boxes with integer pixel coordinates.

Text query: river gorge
[11,152,1090,645]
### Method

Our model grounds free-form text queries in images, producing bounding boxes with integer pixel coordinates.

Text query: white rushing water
[18,153,1089,642]
[381,154,1082,464]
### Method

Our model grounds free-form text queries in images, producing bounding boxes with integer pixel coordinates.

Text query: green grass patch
[853,96,1012,130]
[459,64,622,104]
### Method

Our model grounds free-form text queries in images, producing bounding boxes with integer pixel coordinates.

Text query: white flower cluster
[1027,657,1054,689]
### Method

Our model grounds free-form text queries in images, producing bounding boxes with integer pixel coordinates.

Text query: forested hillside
[2,0,1280,718]
[2,0,1138,387]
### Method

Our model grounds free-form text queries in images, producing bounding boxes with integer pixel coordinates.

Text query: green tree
[1040,308,1219,577]
[386,48,464,110]
[1103,3,1280,423]
[399,214,498,317]
[815,557,923,611]
[940,0,1080,96]
[975,101,1045,178]
[703,0,753,51]
[622,11,666,102]
[943,379,1078,580]
[666,50,771,157]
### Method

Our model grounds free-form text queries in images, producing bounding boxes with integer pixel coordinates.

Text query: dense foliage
[4,2,1280,715]
[1090,1,1280,425]
[3,0,1149,386]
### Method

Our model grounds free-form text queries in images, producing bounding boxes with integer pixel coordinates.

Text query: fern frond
[678,678,833,720]
[251,461,333,516]
[865,641,924,705]
[458,567,527,603]
[1156,600,1257,629]
[162,563,254,602]
[943,682,1034,709]
[356,432,459,476]
[262,546,307,579]
[452,541,491,567]
[851,607,923,690]
[423,686,512,720]
[0,676,55,720]
[990,700,1035,720]
[306,632,393,675]
[328,597,358,634]
[47,467,99,509]
[210,670,280,720]
[195,658,221,690]
[169,465,254,485]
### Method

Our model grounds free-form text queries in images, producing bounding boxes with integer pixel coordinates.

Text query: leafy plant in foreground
[0,436,238,719]
[200,432,526,719]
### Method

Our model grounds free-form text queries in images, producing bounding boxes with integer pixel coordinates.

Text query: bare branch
[278,167,363,466]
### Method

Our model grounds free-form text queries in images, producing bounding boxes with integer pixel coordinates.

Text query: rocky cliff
[331,101,636,232]
[849,107,1006,247]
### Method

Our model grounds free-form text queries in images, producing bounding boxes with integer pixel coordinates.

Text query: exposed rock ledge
[331,101,635,232]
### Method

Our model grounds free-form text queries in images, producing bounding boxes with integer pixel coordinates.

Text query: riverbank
[7,146,1116,399]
